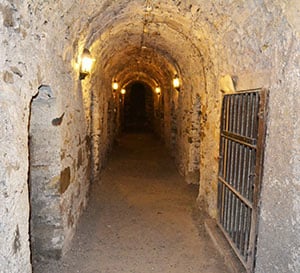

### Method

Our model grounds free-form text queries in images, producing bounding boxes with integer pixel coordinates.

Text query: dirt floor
[34,133,231,273]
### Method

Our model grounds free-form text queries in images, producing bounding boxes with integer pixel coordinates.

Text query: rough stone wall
[186,94,201,184]
[253,7,300,271]
[0,90,32,273]
[144,87,154,130]
[163,88,179,159]
[1,1,116,272]
[193,2,300,272]
[1,1,41,272]
[29,87,63,260]
[58,81,91,257]
[152,91,161,136]
[161,88,174,153]
[90,50,119,178]
[28,82,92,261]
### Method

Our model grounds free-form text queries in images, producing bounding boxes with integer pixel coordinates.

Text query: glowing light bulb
[155,86,161,95]
[81,56,94,73]
[173,74,180,89]
[112,80,119,91]
[79,49,95,80]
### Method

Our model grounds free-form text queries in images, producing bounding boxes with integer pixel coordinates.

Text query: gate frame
[217,88,269,273]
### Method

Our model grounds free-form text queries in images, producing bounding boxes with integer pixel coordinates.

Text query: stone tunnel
[0,1,300,273]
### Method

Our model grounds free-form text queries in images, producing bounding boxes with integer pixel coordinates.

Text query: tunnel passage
[26,0,226,266]
[123,82,154,132]
[3,1,297,273]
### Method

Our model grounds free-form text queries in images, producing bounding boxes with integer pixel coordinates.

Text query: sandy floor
[34,133,231,273]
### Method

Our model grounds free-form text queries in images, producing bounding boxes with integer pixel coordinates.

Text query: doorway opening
[123,82,154,132]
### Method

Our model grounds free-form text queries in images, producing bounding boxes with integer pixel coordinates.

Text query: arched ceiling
[76,0,206,92]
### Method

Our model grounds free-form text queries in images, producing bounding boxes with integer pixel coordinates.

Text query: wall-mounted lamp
[173,74,180,91]
[155,86,161,95]
[120,88,126,95]
[79,49,95,80]
[112,80,119,91]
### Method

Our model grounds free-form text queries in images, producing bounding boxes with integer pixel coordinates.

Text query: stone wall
[0,1,117,272]
[1,1,41,272]
[194,3,300,272]
[29,86,63,260]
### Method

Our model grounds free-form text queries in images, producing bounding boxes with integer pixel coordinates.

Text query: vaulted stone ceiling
[70,0,207,91]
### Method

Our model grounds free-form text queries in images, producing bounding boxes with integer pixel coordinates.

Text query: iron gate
[217,89,268,272]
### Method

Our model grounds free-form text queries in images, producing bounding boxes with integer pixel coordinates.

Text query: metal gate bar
[217,89,268,272]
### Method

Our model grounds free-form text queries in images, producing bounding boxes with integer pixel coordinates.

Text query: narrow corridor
[35,133,230,273]
[1,2,299,272]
